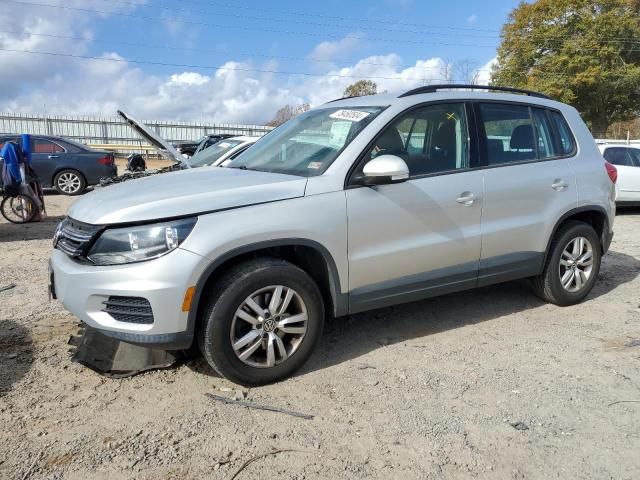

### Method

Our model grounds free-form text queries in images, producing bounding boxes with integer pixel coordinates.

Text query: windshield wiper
[228,165,250,170]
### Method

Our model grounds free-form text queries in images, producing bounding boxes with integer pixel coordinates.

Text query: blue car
[0,134,117,195]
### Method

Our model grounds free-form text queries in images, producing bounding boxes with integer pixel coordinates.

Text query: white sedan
[598,144,640,206]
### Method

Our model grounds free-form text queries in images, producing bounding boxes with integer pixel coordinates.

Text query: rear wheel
[532,221,602,306]
[54,169,86,195]
[198,258,324,386]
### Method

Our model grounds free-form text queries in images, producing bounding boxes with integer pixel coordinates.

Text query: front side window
[231,106,385,176]
[362,102,469,177]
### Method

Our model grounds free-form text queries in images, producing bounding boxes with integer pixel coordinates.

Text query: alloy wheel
[558,236,593,293]
[230,285,308,368]
[57,172,82,194]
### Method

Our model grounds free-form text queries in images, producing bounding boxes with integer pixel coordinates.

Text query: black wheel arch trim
[543,205,611,269]
[185,238,347,347]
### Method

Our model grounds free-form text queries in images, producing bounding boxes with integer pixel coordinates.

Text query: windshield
[230,106,385,176]
[189,139,244,167]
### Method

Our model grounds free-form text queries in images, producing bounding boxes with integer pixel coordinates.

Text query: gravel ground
[1,193,639,480]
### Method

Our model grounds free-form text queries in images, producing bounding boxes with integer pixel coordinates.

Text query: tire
[1,194,37,224]
[532,221,602,306]
[54,169,86,195]
[198,258,325,386]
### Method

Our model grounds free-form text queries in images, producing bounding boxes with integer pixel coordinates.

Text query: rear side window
[34,139,64,154]
[479,103,535,165]
[479,103,576,166]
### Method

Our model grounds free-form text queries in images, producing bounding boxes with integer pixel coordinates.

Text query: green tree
[491,0,640,137]
[343,80,378,97]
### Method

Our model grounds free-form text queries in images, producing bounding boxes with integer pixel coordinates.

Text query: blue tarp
[0,142,22,183]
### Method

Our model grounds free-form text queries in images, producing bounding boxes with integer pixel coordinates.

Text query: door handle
[551,179,568,191]
[456,192,476,206]
[48,155,59,159]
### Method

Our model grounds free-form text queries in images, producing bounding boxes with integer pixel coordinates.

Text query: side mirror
[354,155,410,186]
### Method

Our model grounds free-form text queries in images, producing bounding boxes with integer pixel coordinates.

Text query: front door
[346,102,483,313]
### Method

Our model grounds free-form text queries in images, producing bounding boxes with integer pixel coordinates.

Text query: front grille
[54,217,101,258]
[102,296,154,324]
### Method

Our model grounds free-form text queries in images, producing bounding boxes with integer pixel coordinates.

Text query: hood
[117,110,186,165]
[68,167,308,225]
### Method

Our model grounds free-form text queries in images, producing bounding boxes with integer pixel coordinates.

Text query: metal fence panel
[0,112,272,145]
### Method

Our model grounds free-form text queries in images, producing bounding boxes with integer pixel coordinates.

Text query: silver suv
[50,85,616,386]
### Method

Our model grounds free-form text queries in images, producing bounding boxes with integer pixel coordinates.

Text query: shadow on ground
[0,320,34,396]
[302,249,640,374]
[0,215,64,242]
[181,250,640,380]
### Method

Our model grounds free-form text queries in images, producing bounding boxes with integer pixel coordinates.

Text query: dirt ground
[1,193,639,480]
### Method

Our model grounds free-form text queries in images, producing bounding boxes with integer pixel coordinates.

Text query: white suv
[50,85,616,385]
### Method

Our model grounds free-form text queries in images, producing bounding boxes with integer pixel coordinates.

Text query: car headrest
[510,125,535,150]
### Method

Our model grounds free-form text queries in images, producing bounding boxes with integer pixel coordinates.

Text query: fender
[185,238,348,345]
[542,205,611,269]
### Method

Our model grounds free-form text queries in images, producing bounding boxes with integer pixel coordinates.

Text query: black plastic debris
[69,325,181,378]
[510,421,529,431]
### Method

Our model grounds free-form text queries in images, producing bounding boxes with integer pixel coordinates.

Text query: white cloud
[309,36,361,63]
[169,72,210,86]
[0,5,496,124]
[475,57,497,85]
[467,14,478,24]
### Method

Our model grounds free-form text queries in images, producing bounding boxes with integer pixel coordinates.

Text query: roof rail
[325,94,363,104]
[398,84,551,100]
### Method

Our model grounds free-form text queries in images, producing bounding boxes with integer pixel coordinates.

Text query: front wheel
[532,221,602,306]
[198,258,324,386]
[54,169,86,195]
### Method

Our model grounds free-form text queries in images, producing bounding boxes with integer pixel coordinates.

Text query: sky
[0,0,522,124]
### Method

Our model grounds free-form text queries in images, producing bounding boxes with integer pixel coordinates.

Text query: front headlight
[87,217,197,266]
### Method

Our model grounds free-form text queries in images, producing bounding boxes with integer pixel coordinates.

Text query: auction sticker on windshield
[329,109,370,122]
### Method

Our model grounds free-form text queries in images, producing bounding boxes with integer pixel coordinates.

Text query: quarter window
[364,103,469,177]
[532,108,558,159]
[549,111,575,155]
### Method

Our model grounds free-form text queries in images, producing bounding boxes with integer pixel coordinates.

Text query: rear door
[31,138,67,186]
[475,102,577,286]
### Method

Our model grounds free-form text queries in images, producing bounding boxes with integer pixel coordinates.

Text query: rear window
[603,147,640,167]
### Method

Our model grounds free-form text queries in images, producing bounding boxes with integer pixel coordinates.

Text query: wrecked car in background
[100,111,260,186]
